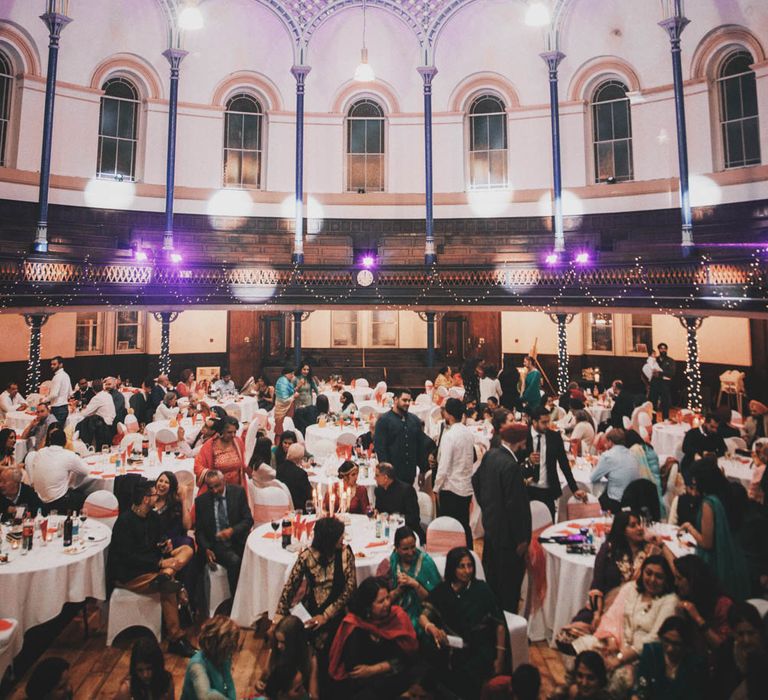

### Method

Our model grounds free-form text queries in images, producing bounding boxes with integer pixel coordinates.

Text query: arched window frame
[97,76,140,181]
[716,49,761,169]
[590,80,634,183]
[0,49,12,167]
[467,93,508,190]
[223,92,265,189]
[345,98,386,193]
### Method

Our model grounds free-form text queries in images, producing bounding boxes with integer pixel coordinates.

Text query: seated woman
[250,436,276,485]
[672,554,732,654]
[275,517,357,654]
[356,415,376,456]
[625,429,665,518]
[0,428,18,467]
[632,615,708,700]
[272,431,298,468]
[194,416,248,490]
[176,368,196,398]
[557,511,659,647]
[154,391,178,422]
[340,391,357,416]
[748,440,768,504]
[255,615,319,700]
[181,615,240,699]
[376,526,441,632]
[329,576,418,700]
[419,546,506,700]
[114,637,174,700]
[570,410,596,455]
[712,601,767,699]
[256,664,309,700]
[323,461,370,515]
[550,650,610,700]
[570,555,678,696]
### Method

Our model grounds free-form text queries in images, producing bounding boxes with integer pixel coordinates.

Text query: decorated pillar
[659,1,693,250]
[418,66,438,266]
[24,313,51,394]
[680,316,704,412]
[293,311,303,370]
[153,311,179,377]
[426,312,436,368]
[291,65,311,265]
[541,50,566,253]
[33,2,72,253]
[161,48,188,252]
[549,313,573,396]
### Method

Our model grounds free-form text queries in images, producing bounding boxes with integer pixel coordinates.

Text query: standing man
[374,389,425,485]
[435,398,475,547]
[48,356,72,427]
[150,374,170,416]
[524,406,587,521]
[472,423,531,612]
[129,377,154,428]
[195,469,253,598]
[649,342,675,420]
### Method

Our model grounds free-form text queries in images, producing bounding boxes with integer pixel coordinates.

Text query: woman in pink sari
[194,416,249,492]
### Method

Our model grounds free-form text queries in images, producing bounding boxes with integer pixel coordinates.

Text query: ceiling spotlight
[574,252,590,264]
[134,250,148,262]
[169,252,183,264]
[545,253,559,265]
[178,2,204,31]
[525,2,551,27]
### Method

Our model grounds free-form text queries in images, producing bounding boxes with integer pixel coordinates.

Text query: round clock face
[356,269,374,287]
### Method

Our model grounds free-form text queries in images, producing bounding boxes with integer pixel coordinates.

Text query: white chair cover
[106,588,162,645]
[119,433,143,453]
[0,617,21,682]
[224,403,241,421]
[747,598,768,618]
[414,393,432,406]
[175,470,196,513]
[725,436,747,453]
[244,418,263,465]
[731,410,743,426]
[622,416,632,430]
[282,416,297,433]
[566,493,601,520]
[636,411,653,442]
[206,566,232,617]
[664,463,683,518]
[355,378,369,388]
[253,408,269,428]
[418,491,434,529]
[25,393,42,408]
[447,387,462,399]
[124,414,140,432]
[530,500,553,531]
[425,516,465,554]
[250,485,292,524]
[359,405,377,419]
[83,490,120,529]
[154,427,178,449]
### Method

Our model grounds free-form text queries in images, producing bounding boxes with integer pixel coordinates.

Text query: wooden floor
[3,603,567,699]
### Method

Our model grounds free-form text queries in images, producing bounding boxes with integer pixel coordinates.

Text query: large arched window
[97,77,139,180]
[0,50,12,167]
[468,95,507,189]
[346,99,384,192]
[718,51,761,168]
[591,80,633,183]
[224,93,263,188]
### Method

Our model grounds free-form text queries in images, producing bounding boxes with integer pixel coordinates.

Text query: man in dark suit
[275,443,312,510]
[680,414,727,481]
[0,467,42,521]
[524,406,587,521]
[472,423,531,612]
[149,374,170,416]
[610,380,635,430]
[195,469,254,595]
[373,462,423,542]
[129,377,154,427]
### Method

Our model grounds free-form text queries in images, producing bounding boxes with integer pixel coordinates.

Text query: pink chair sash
[525,525,550,614]
[252,503,288,524]
[83,503,119,518]
[567,501,602,520]
[425,530,464,554]
[335,445,353,459]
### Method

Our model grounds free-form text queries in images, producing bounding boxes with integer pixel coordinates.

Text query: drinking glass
[270,519,280,546]
[101,445,110,466]
[79,512,88,540]
[305,500,316,516]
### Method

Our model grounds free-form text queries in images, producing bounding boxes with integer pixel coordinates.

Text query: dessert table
[0,519,111,636]
[231,513,399,626]
[538,517,694,645]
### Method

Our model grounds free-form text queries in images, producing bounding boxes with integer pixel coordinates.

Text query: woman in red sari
[329,576,418,699]
[194,416,249,491]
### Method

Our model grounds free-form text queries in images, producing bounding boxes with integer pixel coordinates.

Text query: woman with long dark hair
[340,391,357,416]
[550,650,610,700]
[497,357,521,412]
[256,615,318,700]
[115,637,174,700]
[295,363,318,409]
[0,427,17,466]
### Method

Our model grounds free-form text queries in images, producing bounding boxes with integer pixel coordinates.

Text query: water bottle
[383,515,391,540]
[375,514,383,539]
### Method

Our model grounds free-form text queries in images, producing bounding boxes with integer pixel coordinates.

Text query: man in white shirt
[31,428,90,513]
[478,365,502,405]
[0,382,27,418]
[435,398,477,547]
[81,379,116,426]
[48,356,72,426]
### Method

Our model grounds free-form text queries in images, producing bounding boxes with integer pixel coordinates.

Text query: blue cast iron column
[540,50,566,254]
[162,48,188,253]
[418,66,438,266]
[425,312,436,368]
[291,65,311,265]
[33,6,72,253]
[659,3,693,250]
[293,311,303,370]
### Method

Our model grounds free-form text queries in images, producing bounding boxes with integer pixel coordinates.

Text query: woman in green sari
[521,356,542,413]
[679,458,750,600]
[376,525,441,632]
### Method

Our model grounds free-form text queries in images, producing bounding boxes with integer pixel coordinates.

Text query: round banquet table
[538,518,694,645]
[206,395,260,423]
[0,519,111,636]
[651,422,689,459]
[81,455,196,493]
[231,514,398,626]
[304,423,367,457]
[720,456,753,490]
[586,402,612,427]
[5,410,82,434]
[321,387,374,413]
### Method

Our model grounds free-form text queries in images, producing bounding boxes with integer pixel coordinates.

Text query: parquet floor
[3,603,567,699]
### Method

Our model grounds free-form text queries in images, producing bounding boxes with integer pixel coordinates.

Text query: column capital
[40,12,72,40]
[548,313,574,325]
[678,315,704,331]
[162,47,188,72]
[417,66,438,86]
[152,311,180,324]
[658,15,690,43]
[23,312,51,328]
[417,311,441,323]
[540,50,566,77]
[291,65,312,83]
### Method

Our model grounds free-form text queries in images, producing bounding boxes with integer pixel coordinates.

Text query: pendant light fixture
[354,0,375,82]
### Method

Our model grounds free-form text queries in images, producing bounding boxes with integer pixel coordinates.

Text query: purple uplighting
[361,255,376,269]
[574,252,590,264]
[170,252,183,264]
[545,253,559,265]
[134,250,148,262]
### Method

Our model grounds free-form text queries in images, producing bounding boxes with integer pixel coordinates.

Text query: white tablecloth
[231,514,395,626]
[651,422,689,459]
[0,520,110,636]
[304,423,367,457]
[586,403,612,427]
[81,456,196,493]
[5,410,82,434]
[206,396,260,423]
[321,387,374,412]
[720,457,753,490]
[539,518,693,644]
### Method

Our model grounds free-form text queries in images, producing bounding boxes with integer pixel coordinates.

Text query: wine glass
[79,511,88,540]
[304,500,316,517]
[101,445,110,465]
[270,519,280,545]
